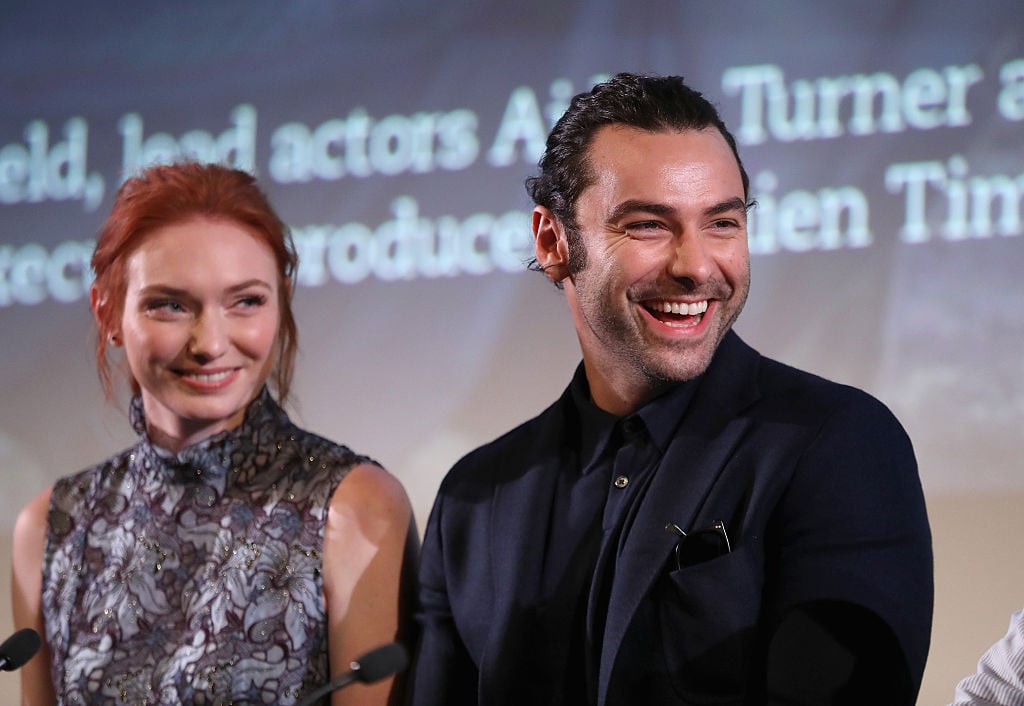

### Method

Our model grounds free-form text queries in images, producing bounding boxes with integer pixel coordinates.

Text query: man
[412,73,933,705]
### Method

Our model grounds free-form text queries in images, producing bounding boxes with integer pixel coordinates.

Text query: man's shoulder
[720,332,903,428]
[759,354,895,417]
[732,352,909,457]
[440,395,568,492]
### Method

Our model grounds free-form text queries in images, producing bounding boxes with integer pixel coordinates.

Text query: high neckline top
[43,389,373,705]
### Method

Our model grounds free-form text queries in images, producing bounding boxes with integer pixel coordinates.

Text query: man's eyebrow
[606,200,676,223]
[706,197,749,217]
[607,197,748,223]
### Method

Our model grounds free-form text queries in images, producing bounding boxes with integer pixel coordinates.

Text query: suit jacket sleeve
[759,383,933,703]
[409,482,480,706]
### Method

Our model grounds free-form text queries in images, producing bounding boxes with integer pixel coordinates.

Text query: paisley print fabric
[43,389,373,705]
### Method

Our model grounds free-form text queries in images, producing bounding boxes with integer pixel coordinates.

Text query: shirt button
[613,475,629,489]
[622,417,644,435]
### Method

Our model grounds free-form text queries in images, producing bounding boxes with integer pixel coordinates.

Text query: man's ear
[532,206,571,284]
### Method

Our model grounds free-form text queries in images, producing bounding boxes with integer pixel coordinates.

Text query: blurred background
[2,2,1022,702]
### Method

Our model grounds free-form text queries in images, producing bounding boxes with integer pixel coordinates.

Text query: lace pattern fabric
[43,389,372,705]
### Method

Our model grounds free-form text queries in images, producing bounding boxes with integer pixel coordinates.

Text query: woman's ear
[532,206,571,284]
[90,284,121,346]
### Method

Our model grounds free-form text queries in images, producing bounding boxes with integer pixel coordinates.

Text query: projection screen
[2,2,1022,702]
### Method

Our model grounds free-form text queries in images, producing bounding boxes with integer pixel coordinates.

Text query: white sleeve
[952,610,1024,706]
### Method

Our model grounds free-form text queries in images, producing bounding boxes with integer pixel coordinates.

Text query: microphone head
[0,628,41,671]
[352,642,408,684]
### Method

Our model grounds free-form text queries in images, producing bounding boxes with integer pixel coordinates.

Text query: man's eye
[627,221,663,231]
[711,219,740,230]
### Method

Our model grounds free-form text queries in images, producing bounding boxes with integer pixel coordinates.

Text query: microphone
[296,642,408,706]
[0,628,41,671]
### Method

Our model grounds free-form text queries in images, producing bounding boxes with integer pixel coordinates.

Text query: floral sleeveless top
[43,390,373,705]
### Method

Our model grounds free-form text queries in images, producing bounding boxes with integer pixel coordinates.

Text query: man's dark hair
[525,72,750,280]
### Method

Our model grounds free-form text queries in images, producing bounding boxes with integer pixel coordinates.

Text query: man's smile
[641,299,710,327]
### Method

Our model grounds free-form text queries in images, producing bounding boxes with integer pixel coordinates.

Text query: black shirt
[546,364,698,705]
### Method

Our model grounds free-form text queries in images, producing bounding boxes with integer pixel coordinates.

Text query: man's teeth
[653,300,708,316]
[185,370,233,383]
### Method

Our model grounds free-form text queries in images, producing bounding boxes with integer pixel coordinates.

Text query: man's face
[536,125,750,413]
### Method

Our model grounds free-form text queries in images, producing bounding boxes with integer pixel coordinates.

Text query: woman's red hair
[91,161,299,404]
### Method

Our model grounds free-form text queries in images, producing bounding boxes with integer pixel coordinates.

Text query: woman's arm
[11,487,56,706]
[322,463,419,706]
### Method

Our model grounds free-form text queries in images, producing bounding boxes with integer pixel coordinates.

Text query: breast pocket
[656,544,764,702]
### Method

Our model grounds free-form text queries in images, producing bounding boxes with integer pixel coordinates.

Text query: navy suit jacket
[412,332,933,705]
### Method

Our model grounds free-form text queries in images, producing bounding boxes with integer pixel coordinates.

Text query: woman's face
[113,217,281,451]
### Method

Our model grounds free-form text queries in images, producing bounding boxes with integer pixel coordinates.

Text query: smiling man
[412,73,933,705]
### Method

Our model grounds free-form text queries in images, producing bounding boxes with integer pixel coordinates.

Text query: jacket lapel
[595,332,762,705]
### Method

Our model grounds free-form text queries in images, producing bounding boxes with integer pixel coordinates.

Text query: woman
[11,162,417,705]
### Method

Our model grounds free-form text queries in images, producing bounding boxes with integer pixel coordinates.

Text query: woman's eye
[147,300,184,313]
[236,294,267,308]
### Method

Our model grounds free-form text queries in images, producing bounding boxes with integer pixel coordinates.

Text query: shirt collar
[569,365,618,475]
[569,363,699,474]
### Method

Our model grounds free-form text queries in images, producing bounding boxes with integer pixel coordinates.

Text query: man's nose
[666,233,713,285]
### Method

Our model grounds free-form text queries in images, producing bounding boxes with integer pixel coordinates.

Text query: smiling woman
[9,162,417,706]
[114,219,282,451]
